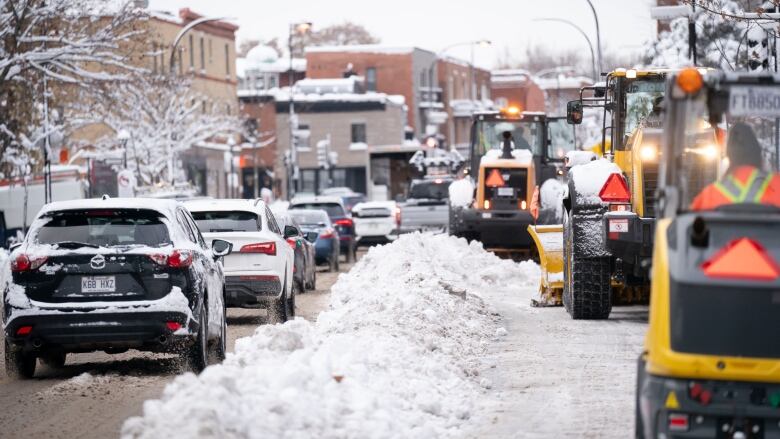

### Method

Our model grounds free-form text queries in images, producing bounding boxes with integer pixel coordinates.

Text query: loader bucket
[527,225,564,307]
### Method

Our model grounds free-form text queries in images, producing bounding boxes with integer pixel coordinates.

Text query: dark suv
[289,196,356,262]
[2,198,232,379]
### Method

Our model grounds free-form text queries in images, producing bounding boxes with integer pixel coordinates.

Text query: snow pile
[480,148,533,165]
[565,150,597,168]
[122,233,538,439]
[569,159,622,205]
[449,178,475,208]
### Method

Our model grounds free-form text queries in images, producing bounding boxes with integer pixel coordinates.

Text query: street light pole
[533,18,597,80]
[287,21,312,199]
[584,0,603,75]
[169,16,231,73]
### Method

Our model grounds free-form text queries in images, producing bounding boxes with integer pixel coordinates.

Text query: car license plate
[81,276,116,293]
[497,187,514,197]
[609,219,629,233]
[729,86,780,116]
[482,213,492,219]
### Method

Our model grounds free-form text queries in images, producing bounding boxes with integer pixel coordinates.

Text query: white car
[184,199,296,323]
[352,201,400,246]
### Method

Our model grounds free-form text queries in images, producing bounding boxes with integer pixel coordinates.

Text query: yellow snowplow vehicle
[529,68,669,315]
[449,109,574,257]
[636,69,780,439]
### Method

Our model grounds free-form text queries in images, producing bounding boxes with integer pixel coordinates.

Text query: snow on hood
[449,178,475,208]
[565,150,598,168]
[121,233,540,439]
[480,148,533,166]
[569,159,623,205]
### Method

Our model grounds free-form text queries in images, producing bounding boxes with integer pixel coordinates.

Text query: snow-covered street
[114,233,647,438]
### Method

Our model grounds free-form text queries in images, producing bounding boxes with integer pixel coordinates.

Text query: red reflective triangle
[486,169,505,187]
[599,173,631,203]
[702,238,780,281]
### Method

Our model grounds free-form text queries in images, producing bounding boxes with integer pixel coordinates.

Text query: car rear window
[191,211,260,232]
[289,210,329,226]
[291,203,345,218]
[35,209,170,248]
[410,181,450,200]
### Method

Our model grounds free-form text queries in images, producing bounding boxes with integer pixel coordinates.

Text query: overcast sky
[148,0,658,69]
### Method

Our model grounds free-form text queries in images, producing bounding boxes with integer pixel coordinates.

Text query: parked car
[352,201,400,246]
[289,196,356,262]
[288,209,340,272]
[320,187,366,214]
[273,211,317,291]
[184,199,296,323]
[3,198,232,379]
[399,177,453,234]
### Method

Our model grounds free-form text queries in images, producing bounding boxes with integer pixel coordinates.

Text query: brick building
[436,57,492,152]
[490,69,546,113]
[305,45,436,138]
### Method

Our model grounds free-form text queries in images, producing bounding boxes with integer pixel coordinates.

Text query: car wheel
[5,340,36,379]
[41,351,66,369]
[209,296,227,363]
[345,244,354,263]
[335,254,341,272]
[269,281,289,324]
[185,304,209,373]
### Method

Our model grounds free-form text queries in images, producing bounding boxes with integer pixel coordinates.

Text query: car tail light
[599,173,631,203]
[689,382,713,405]
[168,250,193,268]
[148,253,169,266]
[16,325,33,336]
[395,207,402,226]
[334,218,353,229]
[668,413,689,432]
[241,242,276,255]
[166,321,182,331]
[11,254,48,272]
[320,229,335,239]
[286,238,297,249]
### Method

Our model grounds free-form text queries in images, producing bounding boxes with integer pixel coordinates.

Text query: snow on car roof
[38,197,180,219]
[183,198,266,213]
[289,195,344,206]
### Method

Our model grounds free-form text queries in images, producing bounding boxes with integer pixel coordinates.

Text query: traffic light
[747,26,769,71]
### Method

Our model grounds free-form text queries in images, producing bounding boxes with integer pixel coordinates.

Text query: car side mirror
[283,225,299,239]
[305,231,318,243]
[211,239,233,259]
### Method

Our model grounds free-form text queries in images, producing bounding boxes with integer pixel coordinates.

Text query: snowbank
[569,159,622,205]
[449,178,475,208]
[122,233,538,439]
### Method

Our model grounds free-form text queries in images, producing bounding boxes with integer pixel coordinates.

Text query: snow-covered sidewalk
[122,233,539,439]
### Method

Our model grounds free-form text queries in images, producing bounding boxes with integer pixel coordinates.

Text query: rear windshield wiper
[55,241,100,249]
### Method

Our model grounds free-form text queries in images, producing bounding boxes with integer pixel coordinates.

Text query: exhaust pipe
[32,339,43,348]
[158,335,168,345]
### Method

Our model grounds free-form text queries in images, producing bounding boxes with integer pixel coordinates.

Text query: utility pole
[584,0,603,74]
[287,21,312,199]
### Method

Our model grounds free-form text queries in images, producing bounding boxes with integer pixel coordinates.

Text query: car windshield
[291,203,345,218]
[623,77,665,140]
[475,119,542,157]
[547,118,576,159]
[289,210,330,227]
[34,209,170,248]
[190,211,260,232]
[409,180,450,200]
[673,84,780,212]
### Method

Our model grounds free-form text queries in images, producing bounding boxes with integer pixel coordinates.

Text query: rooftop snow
[38,198,180,220]
[239,87,405,106]
[535,75,594,90]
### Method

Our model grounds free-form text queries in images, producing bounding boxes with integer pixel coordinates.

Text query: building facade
[490,69,546,114]
[436,57,492,152]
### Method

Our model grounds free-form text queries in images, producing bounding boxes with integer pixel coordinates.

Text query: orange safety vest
[691,166,780,211]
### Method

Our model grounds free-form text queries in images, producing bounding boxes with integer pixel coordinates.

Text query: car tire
[185,304,209,373]
[5,340,36,379]
[345,244,354,263]
[41,351,66,369]
[563,209,612,320]
[329,256,337,272]
[269,280,289,324]
[209,297,227,363]
[288,282,297,318]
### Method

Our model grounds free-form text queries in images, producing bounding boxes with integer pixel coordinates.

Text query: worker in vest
[691,122,780,210]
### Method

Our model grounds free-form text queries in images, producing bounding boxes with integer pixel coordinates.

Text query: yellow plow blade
[528,225,564,307]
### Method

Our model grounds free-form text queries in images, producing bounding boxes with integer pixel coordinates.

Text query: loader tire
[562,209,612,319]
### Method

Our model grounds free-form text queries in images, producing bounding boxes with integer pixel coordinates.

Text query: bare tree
[307,22,380,47]
[0,0,144,177]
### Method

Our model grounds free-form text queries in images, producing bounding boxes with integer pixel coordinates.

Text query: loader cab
[637,68,780,439]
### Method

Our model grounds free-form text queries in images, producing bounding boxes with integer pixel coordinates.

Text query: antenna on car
[102,194,111,200]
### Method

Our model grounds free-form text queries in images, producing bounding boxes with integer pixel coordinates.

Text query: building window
[189,35,194,69]
[200,36,205,71]
[351,123,367,144]
[366,67,377,91]
[208,38,212,64]
[420,71,426,87]
[225,43,231,75]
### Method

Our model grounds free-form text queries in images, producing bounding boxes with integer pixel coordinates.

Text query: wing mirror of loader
[567,100,583,125]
